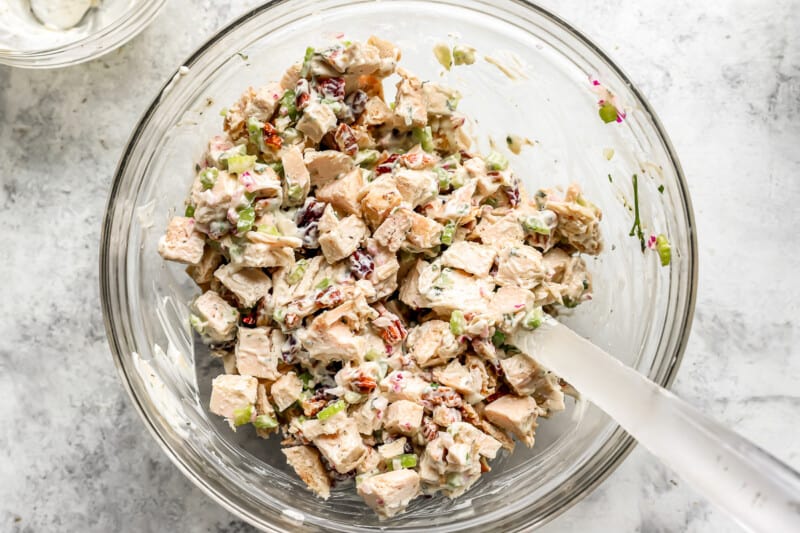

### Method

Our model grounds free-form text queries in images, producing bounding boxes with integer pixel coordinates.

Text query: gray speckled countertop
[1,1,798,531]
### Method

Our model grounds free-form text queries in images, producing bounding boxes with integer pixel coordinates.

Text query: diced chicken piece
[433,359,483,403]
[280,62,302,90]
[191,290,239,343]
[234,242,295,268]
[313,417,367,473]
[186,246,223,286]
[547,184,603,255]
[403,209,444,252]
[488,285,534,332]
[205,135,236,168]
[238,166,282,198]
[234,327,281,380]
[394,69,427,127]
[357,470,420,519]
[372,206,412,251]
[281,145,311,206]
[315,168,364,217]
[298,299,372,363]
[497,354,565,415]
[358,96,395,127]
[224,83,283,139]
[283,446,332,499]
[213,264,271,308]
[475,211,526,251]
[271,372,303,411]
[434,178,478,223]
[483,395,538,447]
[422,83,460,116]
[297,101,338,143]
[394,168,438,208]
[191,170,242,224]
[209,374,258,419]
[432,405,462,427]
[380,371,431,402]
[494,245,545,289]
[398,258,428,309]
[318,214,368,264]
[367,35,401,76]
[545,251,591,307]
[377,437,407,460]
[360,175,404,229]
[352,395,388,435]
[304,149,355,187]
[407,320,463,368]
[384,400,424,436]
[357,447,382,474]
[158,217,205,264]
[417,262,494,315]
[324,42,381,75]
[447,422,502,459]
[255,382,278,437]
[440,241,496,277]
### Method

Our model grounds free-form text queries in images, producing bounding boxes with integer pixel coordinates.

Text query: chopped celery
[184,204,195,218]
[523,308,544,330]
[450,168,466,189]
[485,151,508,171]
[268,161,284,177]
[258,224,281,236]
[189,313,205,334]
[441,152,461,168]
[219,107,228,117]
[452,45,476,66]
[656,234,672,266]
[273,307,286,323]
[232,405,254,427]
[317,399,346,421]
[522,215,550,235]
[599,103,618,123]
[300,46,315,77]
[253,414,278,430]
[287,259,309,284]
[450,310,466,336]
[365,349,382,362]
[247,116,263,134]
[491,329,506,347]
[355,149,380,167]
[435,167,451,190]
[199,167,218,190]
[280,89,299,120]
[287,184,305,203]
[236,206,256,234]
[227,154,257,174]
[440,221,456,246]
[387,453,418,471]
[315,277,332,290]
[412,126,434,153]
[219,145,247,168]
[344,391,364,404]
[446,472,464,488]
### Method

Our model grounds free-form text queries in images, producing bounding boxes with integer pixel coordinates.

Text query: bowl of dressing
[0,0,165,68]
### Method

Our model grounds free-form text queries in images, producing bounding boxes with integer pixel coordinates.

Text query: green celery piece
[656,234,672,266]
[522,215,550,235]
[441,221,456,245]
[253,414,278,430]
[227,154,257,174]
[315,277,332,290]
[199,167,218,190]
[232,405,254,427]
[317,399,346,421]
[449,310,465,336]
[287,259,309,285]
[485,151,508,171]
[236,206,255,234]
[412,126,434,153]
[599,103,618,123]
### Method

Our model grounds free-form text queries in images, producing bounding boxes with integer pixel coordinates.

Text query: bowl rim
[100,0,699,530]
[0,0,166,68]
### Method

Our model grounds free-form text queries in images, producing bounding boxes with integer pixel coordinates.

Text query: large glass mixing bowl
[100,1,698,530]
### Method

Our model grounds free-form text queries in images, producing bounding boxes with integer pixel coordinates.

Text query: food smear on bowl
[29,0,98,30]
[158,37,604,518]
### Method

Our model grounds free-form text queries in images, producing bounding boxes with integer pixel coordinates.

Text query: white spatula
[511,317,800,533]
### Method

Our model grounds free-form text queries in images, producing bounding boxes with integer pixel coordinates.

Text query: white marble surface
[1,1,798,531]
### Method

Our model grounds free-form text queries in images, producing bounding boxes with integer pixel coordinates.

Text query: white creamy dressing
[30,0,96,30]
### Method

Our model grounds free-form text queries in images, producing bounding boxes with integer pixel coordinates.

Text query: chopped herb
[298,372,313,388]
[658,184,665,194]
[441,221,456,245]
[562,296,579,309]
[317,399,346,421]
[629,174,645,251]
[450,310,466,336]
[232,405,254,426]
[184,204,195,218]
[236,52,249,61]
[491,330,506,347]
[656,234,672,266]
[608,173,613,183]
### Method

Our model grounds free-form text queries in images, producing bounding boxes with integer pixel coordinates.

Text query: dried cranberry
[349,248,374,279]
[262,122,282,150]
[295,79,311,109]
[241,308,258,327]
[345,90,368,119]
[334,123,359,156]
[317,77,345,100]
[375,153,400,175]
[296,198,326,227]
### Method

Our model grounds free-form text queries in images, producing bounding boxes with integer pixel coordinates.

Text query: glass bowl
[0,0,165,68]
[100,0,698,531]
